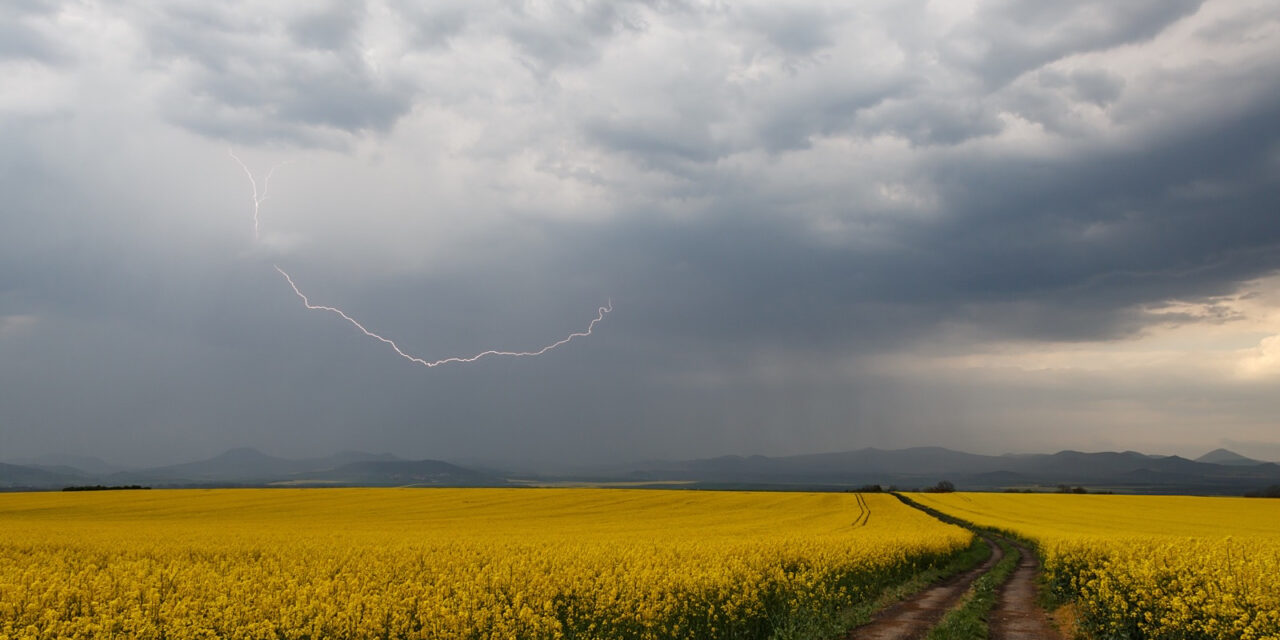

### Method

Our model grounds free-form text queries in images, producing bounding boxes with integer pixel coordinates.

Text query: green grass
[890,494,1034,640]
[812,534,993,640]
[925,537,1019,640]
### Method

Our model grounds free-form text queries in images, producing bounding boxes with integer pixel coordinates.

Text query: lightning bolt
[228,150,288,240]
[276,266,612,367]
[230,151,612,367]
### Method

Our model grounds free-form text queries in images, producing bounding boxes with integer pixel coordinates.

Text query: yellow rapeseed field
[0,488,969,640]
[911,492,1280,640]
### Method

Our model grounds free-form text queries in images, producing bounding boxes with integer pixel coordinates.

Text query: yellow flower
[0,488,967,640]
[914,492,1280,640]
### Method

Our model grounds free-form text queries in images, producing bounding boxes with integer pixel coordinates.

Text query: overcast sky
[3,0,1279,467]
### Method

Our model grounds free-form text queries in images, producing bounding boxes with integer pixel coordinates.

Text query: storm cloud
[2,0,1279,467]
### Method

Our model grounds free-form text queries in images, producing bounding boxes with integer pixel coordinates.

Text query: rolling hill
[620,447,1280,494]
[2,448,503,490]
[5,446,1278,494]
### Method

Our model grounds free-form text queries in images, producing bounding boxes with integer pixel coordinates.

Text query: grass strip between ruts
[825,532,993,639]
[925,537,1019,640]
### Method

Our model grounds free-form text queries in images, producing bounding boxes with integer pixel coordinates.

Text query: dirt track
[989,539,1063,640]
[843,536,1001,640]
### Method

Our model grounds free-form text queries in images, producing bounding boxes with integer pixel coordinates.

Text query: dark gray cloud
[140,2,413,145]
[2,0,1279,467]
[0,25,59,63]
[288,2,366,51]
[502,1,649,74]
[0,2,66,63]
[387,0,472,49]
[569,94,1280,351]
[740,5,840,57]
[950,0,1204,88]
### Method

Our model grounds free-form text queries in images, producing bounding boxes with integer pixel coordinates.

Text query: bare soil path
[843,536,1002,640]
[989,539,1063,640]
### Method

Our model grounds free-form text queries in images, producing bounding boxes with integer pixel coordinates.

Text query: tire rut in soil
[843,536,1002,640]
[988,539,1063,640]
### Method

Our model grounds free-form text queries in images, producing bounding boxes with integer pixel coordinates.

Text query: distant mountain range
[7,453,129,476]
[1194,448,1264,466]
[614,447,1280,494]
[3,446,1279,495]
[0,448,500,490]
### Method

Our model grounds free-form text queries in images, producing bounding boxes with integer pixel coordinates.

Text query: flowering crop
[0,488,968,640]
[911,492,1280,640]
